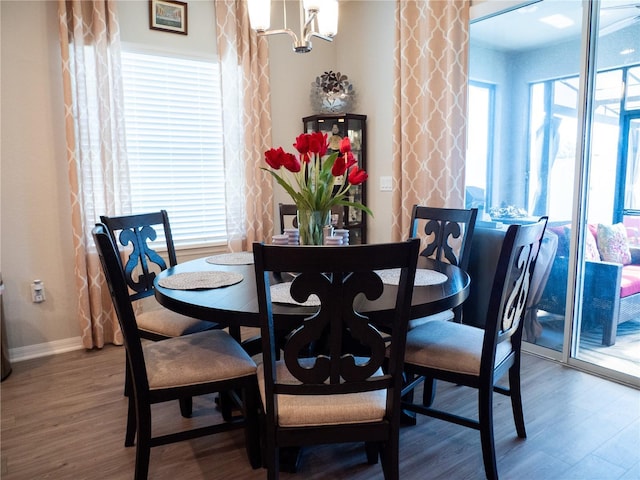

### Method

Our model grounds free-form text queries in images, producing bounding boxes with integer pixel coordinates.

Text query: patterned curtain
[215,0,273,251]
[58,0,128,348]
[391,0,470,241]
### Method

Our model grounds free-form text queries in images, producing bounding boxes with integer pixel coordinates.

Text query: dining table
[153,251,471,340]
[153,248,471,472]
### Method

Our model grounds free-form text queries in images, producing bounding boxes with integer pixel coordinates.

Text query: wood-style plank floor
[1,346,639,480]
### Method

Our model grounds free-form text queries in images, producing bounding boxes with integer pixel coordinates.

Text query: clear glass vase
[297,208,331,245]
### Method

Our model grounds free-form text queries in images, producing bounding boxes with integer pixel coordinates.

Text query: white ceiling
[471,0,640,52]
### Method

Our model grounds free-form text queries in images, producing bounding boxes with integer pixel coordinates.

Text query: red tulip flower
[332,154,347,176]
[345,152,357,169]
[265,147,286,169]
[348,166,368,185]
[339,136,351,154]
[308,131,328,157]
[293,133,311,163]
[281,152,301,173]
[261,132,372,220]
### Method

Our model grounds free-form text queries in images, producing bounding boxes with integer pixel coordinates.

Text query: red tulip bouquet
[262,131,371,244]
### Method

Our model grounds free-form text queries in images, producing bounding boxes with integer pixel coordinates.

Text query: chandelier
[247,0,339,53]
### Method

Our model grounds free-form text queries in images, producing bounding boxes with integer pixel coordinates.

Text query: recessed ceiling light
[539,14,575,29]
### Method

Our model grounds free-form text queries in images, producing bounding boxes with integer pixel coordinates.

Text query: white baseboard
[9,336,84,363]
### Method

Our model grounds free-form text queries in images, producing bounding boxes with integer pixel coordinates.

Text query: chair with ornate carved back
[401,218,548,480]
[408,205,478,325]
[100,210,219,416]
[402,206,478,414]
[253,239,420,480]
[93,223,260,480]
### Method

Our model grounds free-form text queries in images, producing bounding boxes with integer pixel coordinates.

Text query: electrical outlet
[31,280,46,303]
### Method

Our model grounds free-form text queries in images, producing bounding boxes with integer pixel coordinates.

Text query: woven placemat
[375,268,447,286]
[158,271,243,290]
[270,282,320,306]
[205,252,254,265]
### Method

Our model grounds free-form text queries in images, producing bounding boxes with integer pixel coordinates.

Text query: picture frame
[149,0,188,35]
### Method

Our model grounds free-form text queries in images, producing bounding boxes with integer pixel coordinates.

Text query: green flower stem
[261,151,372,217]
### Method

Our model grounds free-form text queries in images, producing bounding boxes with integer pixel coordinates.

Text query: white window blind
[121,51,227,247]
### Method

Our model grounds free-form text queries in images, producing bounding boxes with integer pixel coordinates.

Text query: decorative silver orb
[310,71,356,114]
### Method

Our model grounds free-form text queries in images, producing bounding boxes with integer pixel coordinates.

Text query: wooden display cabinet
[302,113,367,244]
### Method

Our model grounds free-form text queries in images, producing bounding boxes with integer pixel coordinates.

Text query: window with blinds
[121,50,227,247]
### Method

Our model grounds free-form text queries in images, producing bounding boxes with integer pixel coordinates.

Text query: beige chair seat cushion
[404,320,512,375]
[136,308,213,337]
[144,330,256,389]
[257,358,386,428]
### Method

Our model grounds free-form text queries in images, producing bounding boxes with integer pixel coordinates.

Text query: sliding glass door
[579,15,640,379]
[467,0,640,386]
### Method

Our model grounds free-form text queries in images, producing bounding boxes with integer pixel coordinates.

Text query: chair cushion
[257,358,386,428]
[408,309,454,330]
[404,321,512,376]
[621,264,640,298]
[136,308,214,337]
[143,330,256,389]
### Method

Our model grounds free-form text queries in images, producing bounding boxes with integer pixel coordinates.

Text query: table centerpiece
[262,131,371,245]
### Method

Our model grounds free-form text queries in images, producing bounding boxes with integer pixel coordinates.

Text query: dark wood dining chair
[279,203,345,232]
[403,205,478,417]
[253,239,420,480]
[100,210,219,416]
[93,223,260,480]
[401,217,548,480]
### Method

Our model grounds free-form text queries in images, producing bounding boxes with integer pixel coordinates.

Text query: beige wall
[1,0,78,358]
[0,0,397,358]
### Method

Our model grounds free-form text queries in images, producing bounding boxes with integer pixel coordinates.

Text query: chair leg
[179,397,193,418]
[125,394,136,447]
[134,404,152,480]
[265,436,279,480]
[124,358,132,397]
[219,392,233,421]
[508,365,527,438]
[365,441,379,464]
[379,438,399,480]
[242,384,262,469]
[421,377,436,407]
[478,385,498,480]
[602,319,616,346]
[399,374,417,425]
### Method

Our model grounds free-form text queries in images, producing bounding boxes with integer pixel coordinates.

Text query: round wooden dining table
[154,254,471,335]
[154,251,471,472]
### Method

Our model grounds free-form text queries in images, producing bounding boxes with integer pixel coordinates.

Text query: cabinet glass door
[303,114,367,244]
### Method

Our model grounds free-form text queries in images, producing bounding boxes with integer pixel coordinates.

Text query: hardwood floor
[1,346,639,479]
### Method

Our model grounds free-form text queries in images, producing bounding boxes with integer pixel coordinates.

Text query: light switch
[380,176,393,192]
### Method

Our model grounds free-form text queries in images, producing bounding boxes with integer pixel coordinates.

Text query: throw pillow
[584,228,600,261]
[596,223,632,265]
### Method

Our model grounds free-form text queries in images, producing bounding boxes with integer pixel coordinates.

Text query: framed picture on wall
[149,0,188,35]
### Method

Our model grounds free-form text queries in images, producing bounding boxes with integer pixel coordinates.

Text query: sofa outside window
[538,222,640,346]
